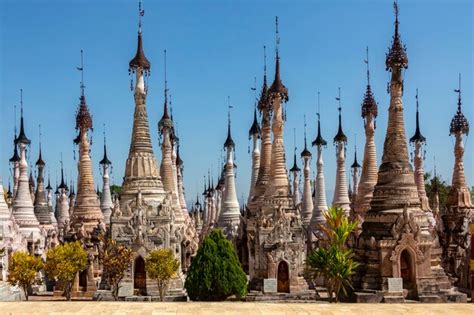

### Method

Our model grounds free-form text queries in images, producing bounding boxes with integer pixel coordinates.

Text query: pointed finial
[313,91,327,147]
[351,138,361,168]
[16,89,30,145]
[59,153,67,189]
[275,16,280,58]
[264,45,267,79]
[164,49,168,99]
[364,46,370,85]
[36,124,45,166]
[450,73,469,136]
[410,88,426,144]
[138,0,145,33]
[77,49,85,96]
[224,96,235,148]
[334,87,347,144]
[301,115,311,158]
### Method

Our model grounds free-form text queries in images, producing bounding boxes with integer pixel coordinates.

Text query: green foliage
[99,237,133,301]
[44,241,88,300]
[7,251,43,301]
[110,185,122,196]
[424,172,450,213]
[145,248,179,301]
[306,207,359,303]
[185,229,247,301]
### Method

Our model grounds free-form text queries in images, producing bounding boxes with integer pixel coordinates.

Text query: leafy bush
[7,251,43,301]
[145,248,179,301]
[99,237,133,300]
[185,229,247,301]
[44,241,88,300]
[306,207,358,302]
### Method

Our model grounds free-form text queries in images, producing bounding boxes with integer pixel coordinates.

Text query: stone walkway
[0,302,473,315]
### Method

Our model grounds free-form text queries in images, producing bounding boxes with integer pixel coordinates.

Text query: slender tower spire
[300,116,313,227]
[71,50,103,232]
[99,127,113,225]
[159,50,183,221]
[218,99,240,238]
[332,88,351,216]
[57,157,70,230]
[289,130,301,206]
[265,16,290,198]
[368,0,421,212]
[350,143,361,212]
[252,45,272,202]
[12,89,41,241]
[248,93,261,204]
[446,74,472,211]
[442,74,473,290]
[355,47,379,218]
[33,125,52,225]
[122,1,164,207]
[409,89,430,212]
[311,92,328,228]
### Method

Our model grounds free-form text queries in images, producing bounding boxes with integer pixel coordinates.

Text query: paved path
[0,302,473,315]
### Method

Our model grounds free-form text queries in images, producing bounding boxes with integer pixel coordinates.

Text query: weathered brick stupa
[440,75,473,292]
[71,53,104,233]
[354,1,461,302]
[247,17,307,294]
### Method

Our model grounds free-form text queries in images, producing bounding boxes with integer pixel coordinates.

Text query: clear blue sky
[1,0,472,206]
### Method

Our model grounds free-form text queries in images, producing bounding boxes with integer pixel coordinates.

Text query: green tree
[44,241,88,300]
[145,248,179,301]
[424,171,450,213]
[7,251,43,301]
[305,207,359,303]
[99,237,133,301]
[110,185,122,196]
[185,229,247,301]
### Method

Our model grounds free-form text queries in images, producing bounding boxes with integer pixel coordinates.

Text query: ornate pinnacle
[268,16,288,102]
[450,74,469,136]
[410,89,426,144]
[333,88,347,144]
[129,1,150,73]
[386,0,408,71]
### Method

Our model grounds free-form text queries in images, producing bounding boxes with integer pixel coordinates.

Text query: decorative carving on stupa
[71,50,104,232]
[355,2,457,301]
[332,88,351,216]
[440,74,473,290]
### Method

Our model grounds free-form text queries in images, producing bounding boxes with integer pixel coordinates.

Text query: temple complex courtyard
[0,301,473,315]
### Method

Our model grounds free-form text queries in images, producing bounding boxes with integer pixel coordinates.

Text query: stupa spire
[289,130,300,206]
[410,90,430,212]
[446,74,472,211]
[122,2,164,207]
[99,128,113,225]
[248,96,261,203]
[218,103,240,237]
[12,90,41,243]
[311,92,328,229]
[265,16,290,197]
[332,88,351,216]
[355,47,379,217]
[301,116,313,227]
[72,50,103,232]
[350,142,361,211]
[34,124,51,225]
